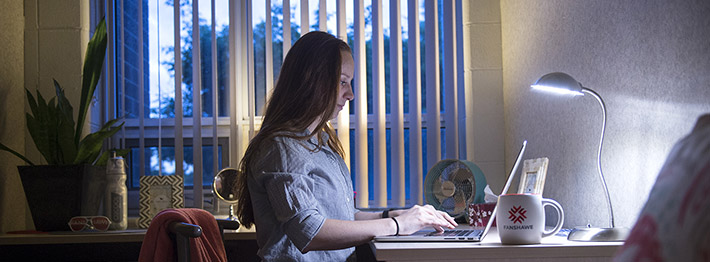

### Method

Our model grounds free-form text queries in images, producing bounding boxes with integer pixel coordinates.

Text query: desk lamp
[531,72,629,242]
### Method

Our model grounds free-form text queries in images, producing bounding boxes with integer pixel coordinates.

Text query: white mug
[496,194,564,244]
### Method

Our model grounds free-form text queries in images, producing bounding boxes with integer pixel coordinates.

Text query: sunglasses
[68,216,112,232]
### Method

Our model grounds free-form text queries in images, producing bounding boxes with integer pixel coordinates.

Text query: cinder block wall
[463,0,506,193]
[25,0,91,136]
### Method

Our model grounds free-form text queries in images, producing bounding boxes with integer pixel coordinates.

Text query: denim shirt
[247,130,356,261]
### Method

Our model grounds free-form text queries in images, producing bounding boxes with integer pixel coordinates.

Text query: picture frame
[517,157,549,194]
[138,175,184,228]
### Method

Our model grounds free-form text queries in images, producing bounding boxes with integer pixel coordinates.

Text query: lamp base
[567,227,630,242]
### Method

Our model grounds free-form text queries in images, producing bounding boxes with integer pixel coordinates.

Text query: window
[106,0,465,215]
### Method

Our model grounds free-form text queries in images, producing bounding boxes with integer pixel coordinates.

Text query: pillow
[613,114,710,262]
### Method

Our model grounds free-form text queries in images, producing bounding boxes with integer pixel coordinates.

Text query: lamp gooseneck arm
[582,87,615,228]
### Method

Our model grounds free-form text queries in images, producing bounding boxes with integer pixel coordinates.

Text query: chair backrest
[139,208,240,262]
[170,222,203,262]
[169,219,240,262]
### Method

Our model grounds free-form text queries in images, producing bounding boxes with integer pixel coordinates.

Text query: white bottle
[105,153,128,230]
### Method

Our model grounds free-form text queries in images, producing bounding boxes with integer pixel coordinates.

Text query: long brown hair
[235,31,351,228]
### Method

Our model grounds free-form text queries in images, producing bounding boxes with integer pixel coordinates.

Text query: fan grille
[424,159,487,220]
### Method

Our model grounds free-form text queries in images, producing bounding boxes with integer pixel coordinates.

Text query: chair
[139,208,240,262]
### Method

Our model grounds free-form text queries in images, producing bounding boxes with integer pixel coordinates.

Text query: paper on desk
[484,185,498,203]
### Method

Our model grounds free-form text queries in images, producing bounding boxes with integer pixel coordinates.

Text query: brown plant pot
[18,165,105,232]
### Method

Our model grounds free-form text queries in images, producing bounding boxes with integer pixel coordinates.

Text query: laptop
[374,140,527,242]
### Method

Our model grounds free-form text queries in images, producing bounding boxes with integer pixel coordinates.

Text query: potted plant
[0,19,125,231]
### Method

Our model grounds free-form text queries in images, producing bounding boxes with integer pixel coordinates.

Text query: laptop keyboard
[426,229,481,237]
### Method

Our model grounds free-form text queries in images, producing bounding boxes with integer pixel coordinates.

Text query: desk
[0,228,259,261]
[1,227,377,261]
[370,228,623,262]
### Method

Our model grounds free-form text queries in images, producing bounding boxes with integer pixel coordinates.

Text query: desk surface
[0,227,256,245]
[371,228,623,262]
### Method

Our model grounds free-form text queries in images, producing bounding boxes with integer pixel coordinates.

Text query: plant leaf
[45,97,61,164]
[54,80,78,163]
[26,91,61,165]
[73,120,124,164]
[94,151,111,166]
[94,148,130,166]
[24,90,44,161]
[25,113,49,163]
[0,142,36,166]
[75,18,107,146]
[25,89,39,118]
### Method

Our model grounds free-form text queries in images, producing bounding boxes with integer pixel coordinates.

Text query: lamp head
[531,72,584,96]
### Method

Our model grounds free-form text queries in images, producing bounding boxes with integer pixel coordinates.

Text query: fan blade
[432,178,448,203]
[453,191,466,215]
[440,197,456,213]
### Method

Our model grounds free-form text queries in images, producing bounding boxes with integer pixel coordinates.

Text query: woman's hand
[393,205,457,235]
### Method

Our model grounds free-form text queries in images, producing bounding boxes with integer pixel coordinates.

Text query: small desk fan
[424,159,487,221]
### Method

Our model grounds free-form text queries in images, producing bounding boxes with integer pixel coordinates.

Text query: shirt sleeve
[261,171,325,252]
[251,138,326,252]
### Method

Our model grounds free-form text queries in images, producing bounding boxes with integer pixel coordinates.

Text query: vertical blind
[106,0,464,209]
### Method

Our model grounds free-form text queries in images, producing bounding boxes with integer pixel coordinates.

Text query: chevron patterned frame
[138,175,184,228]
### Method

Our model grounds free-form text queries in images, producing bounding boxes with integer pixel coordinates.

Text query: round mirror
[213,168,240,221]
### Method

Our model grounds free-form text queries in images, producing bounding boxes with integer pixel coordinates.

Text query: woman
[235,31,457,261]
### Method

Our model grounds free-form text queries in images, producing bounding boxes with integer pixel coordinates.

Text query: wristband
[391,217,399,236]
[382,208,395,218]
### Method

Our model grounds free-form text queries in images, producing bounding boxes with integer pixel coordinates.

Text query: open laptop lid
[478,140,527,238]
[374,140,527,242]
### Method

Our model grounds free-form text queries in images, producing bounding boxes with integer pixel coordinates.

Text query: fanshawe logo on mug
[504,205,534,230]
[508,206,527,224]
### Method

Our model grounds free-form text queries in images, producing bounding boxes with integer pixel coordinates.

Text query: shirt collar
[304,128,330,147]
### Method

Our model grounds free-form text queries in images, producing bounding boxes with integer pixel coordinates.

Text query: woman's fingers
[439,211,458,227]
[397,205,458,234]
[418,205,457,229]
[422,205,457,228]
[429,212,455,232]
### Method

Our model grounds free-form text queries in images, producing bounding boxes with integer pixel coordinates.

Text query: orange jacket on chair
[139,208,227,262]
